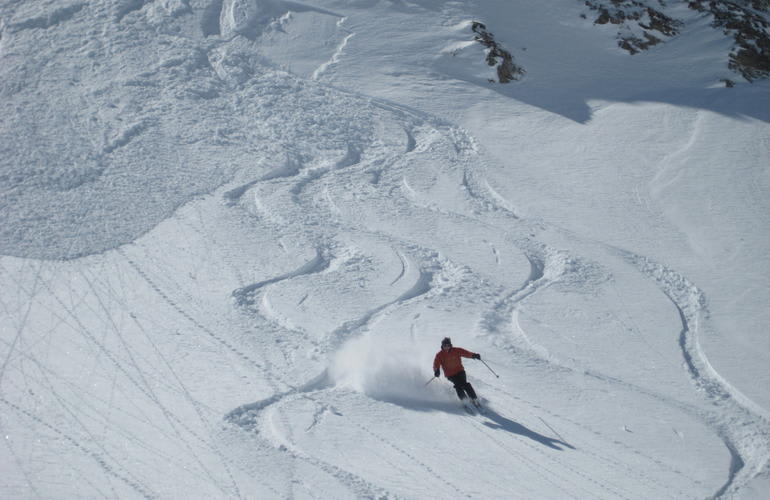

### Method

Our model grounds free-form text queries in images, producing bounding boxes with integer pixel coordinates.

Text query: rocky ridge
[581,0,769,82]
[471,21,525,83]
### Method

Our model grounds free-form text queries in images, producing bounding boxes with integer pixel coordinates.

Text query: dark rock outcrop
[582,0,770,82]
[689,0,770,81]
[584,0,683,54]
[471,22,525,83]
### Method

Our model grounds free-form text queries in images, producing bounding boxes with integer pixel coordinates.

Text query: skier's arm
[433,353,441,376]
[457,348,481,360]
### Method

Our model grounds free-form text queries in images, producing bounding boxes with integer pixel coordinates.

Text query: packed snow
[1,0,769,498]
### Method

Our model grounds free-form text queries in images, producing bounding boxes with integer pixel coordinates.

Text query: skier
[433,337,482,408]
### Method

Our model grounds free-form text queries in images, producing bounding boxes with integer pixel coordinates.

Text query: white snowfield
[1,0,769,498]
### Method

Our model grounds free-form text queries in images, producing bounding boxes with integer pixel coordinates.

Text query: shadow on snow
[372,394,575,451]
[480,408,575,451]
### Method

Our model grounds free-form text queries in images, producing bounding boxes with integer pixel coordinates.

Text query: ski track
[485,211,770,499]
[231,247,332,309]
[458,411,584,499]
[399,192,701,497]
[486,383,701,499]
[4,6,766,494]
[120,249,272,377]
[322,265,435,352]
[6,92,754,496]
[60,262,243,497]
[469,412,636,500]
[451,143,770,499]
[210,102,664,498]
[0,396,156,499]
[223,240,443,490]
[119,243,323,497]
[215,117,484,491]
[273,394,423,499]
[618,251,770,498]
[342,411,471,498]
[211,83,749,498]
[468,237,749,499]
[226,388,400,498]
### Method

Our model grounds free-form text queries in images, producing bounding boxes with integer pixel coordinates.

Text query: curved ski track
[3,4,765,492]
[620,252,770,498]
[193,82,768,498]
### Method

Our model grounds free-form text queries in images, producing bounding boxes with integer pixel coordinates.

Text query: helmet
[441,337,452,348]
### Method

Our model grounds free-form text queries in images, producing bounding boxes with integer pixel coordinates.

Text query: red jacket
[433,347,476,377]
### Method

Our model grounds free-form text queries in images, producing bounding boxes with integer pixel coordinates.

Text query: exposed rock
[584,0,683,54]
[471,21,525,83]
[688,0,770,81]
[582,0,770,81]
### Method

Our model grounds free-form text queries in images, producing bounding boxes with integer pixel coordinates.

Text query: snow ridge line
[223,157,303,205]
[462,231,711,493]
[311,23,354,81]
[650,111,703,198]
[324,266,434,352]
[232,388,439,499]
[225,369,330,429]
[290,146,363,200]
[501,312,718,493]
[103,120,149,154]
[404,127,417,153]
[624,252,770,499]
[232,247,331,308]
[221,71,630,496]
[389,249,408,286]
[479,247,569,345]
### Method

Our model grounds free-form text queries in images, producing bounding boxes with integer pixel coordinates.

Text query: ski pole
[479,359,500,378]
[424,376,437,387]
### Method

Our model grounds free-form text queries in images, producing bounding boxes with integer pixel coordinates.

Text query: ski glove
[472,353,481,360]
[434,369,440,378]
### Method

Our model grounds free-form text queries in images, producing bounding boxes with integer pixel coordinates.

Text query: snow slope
[1,0,769,498]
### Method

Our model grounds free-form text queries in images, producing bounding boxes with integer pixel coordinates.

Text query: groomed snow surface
[1,0,769,498]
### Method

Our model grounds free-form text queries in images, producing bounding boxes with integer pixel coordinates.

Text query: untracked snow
[1,1,769,499]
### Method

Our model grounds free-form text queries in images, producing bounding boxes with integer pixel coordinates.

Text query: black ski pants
[446,370,477,400]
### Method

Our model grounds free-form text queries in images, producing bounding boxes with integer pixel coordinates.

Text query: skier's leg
[465,382,478,400]
[447,373,468,400]
[454,370,478,401]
